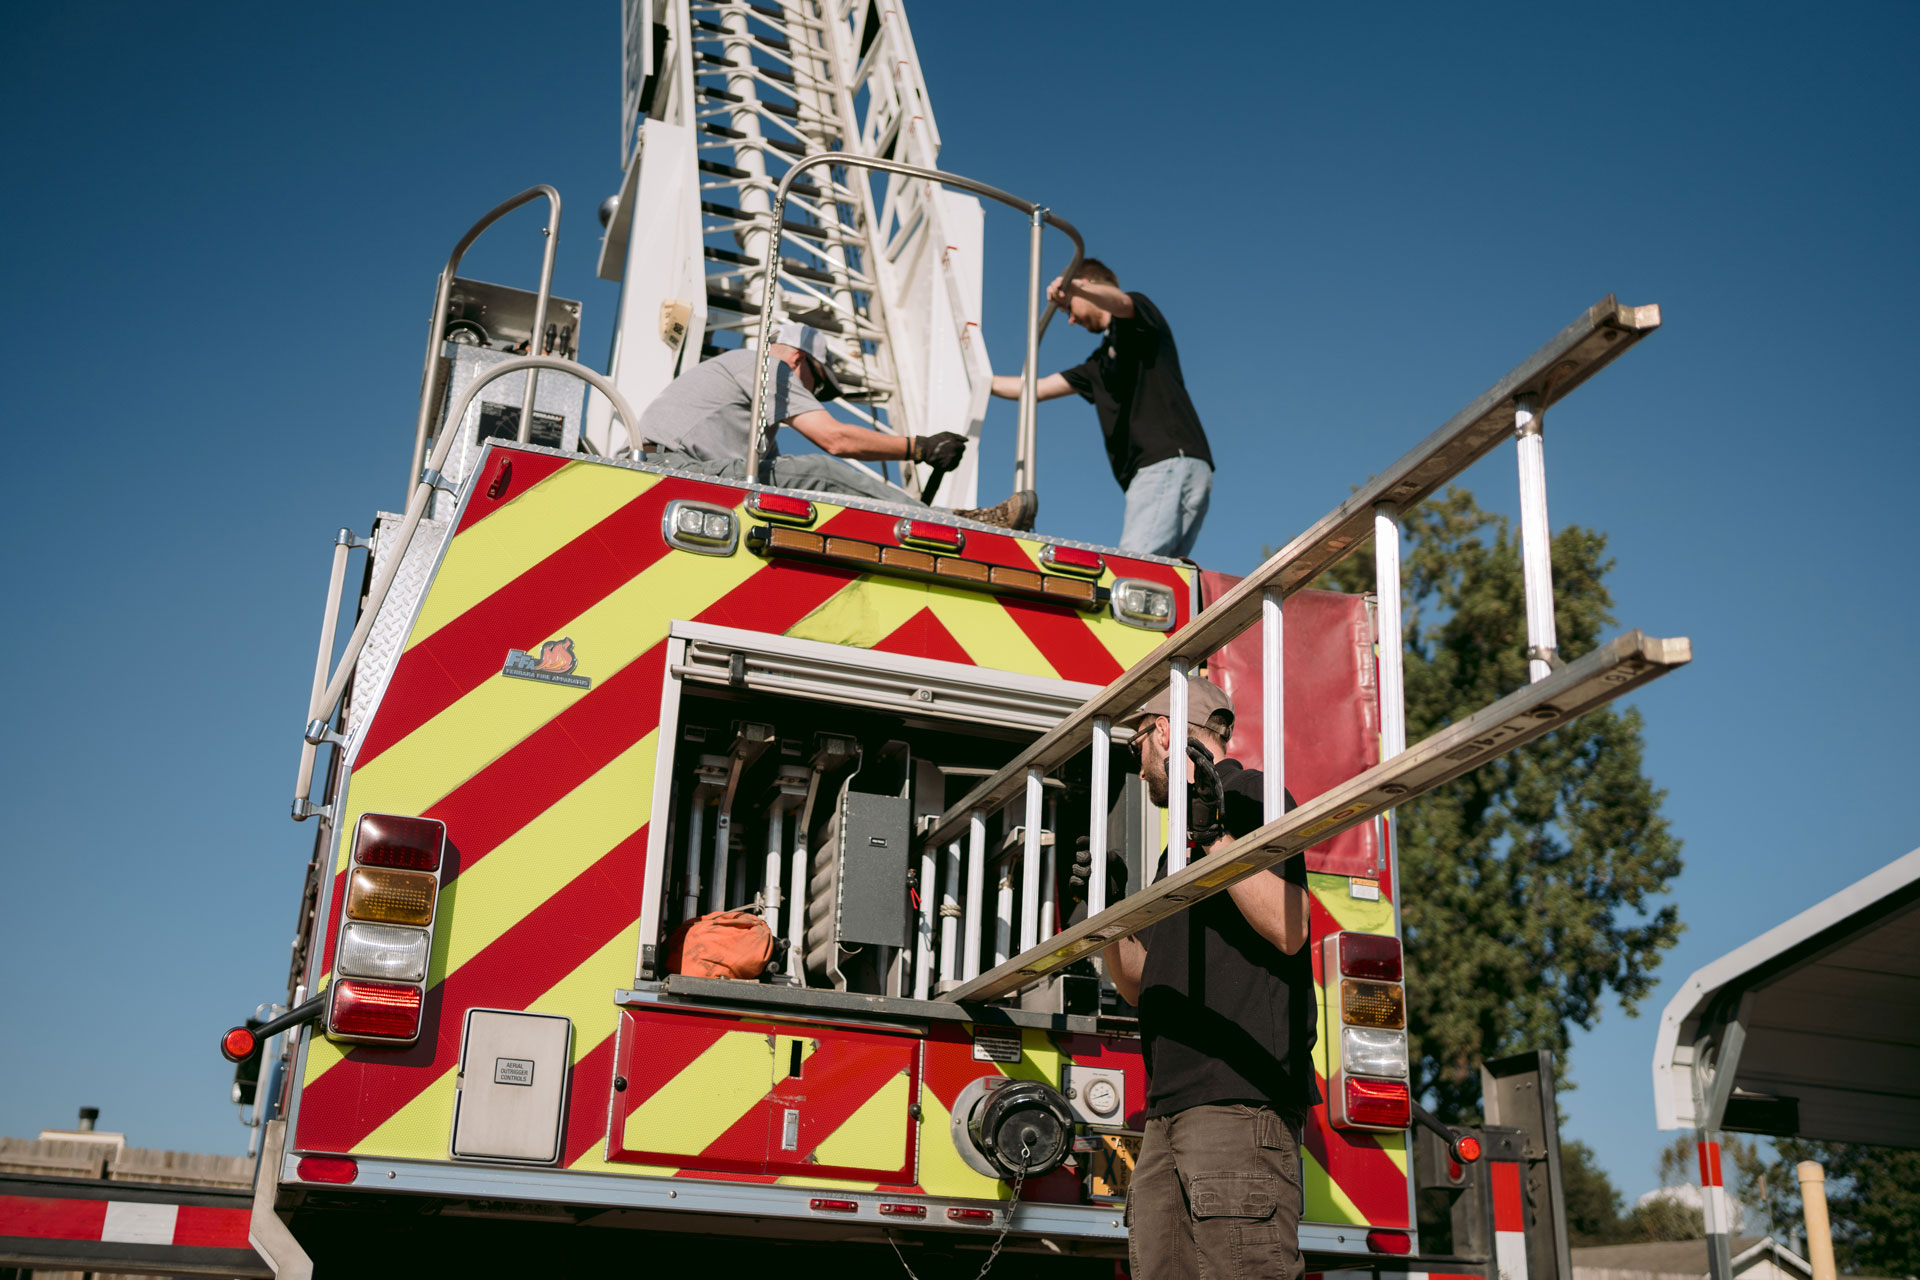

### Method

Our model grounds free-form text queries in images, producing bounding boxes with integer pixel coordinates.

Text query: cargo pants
[1127,1103,1306,1280]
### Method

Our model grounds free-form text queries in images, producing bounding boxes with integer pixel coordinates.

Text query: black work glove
[1068,834,1129,908]
[1187,739,1228,849]
[911,431,968,470]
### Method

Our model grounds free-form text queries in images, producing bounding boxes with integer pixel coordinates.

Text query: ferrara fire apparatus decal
[293,452,1186,1176]
[501,637,589,689]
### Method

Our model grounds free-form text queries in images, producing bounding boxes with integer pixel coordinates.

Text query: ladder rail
[945,630,1692,1003]
[917,294,1661,856]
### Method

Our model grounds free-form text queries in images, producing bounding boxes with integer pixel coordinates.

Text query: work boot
[955,490,1038,532]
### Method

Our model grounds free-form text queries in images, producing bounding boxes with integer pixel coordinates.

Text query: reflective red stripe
[0,1194,107,1240]
[1492,1160,1526,1232]
[169,1204,251,1247]
[1697,1139,1723,1187]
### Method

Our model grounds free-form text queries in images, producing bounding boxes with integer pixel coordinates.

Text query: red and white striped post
[1697,1131,1734,1280]
[1491,1157,1529,1280]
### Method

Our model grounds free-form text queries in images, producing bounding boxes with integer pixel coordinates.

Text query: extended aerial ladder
[593,0,997,506]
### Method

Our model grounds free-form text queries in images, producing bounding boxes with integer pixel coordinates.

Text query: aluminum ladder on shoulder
[913,295,1688,1005]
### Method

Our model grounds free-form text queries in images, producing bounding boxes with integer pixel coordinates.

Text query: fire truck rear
[202,3,1687,1276]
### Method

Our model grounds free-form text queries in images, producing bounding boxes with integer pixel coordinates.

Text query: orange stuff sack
[666,911,775,979]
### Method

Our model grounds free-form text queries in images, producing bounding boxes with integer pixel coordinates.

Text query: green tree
[1315,488,1684,1116]
[1762,1141,1920,1275]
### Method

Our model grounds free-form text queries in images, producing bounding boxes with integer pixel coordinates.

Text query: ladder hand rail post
[1166,659,1189,872]
[291,533,356,820]
[311,356,645,734]
[1088,716,1111,915]
[1514,393,1558,683]
[407,186,562,504]
[963,811,986,980]
[939,838,962,986]
[1019,768,1044,952]
[915,835,937,1000]
[1015,206,1044,494]
[1262,591,1284,822]
[1374,503,1408,761]
[745,152,1085,484]
[515,201,562,446]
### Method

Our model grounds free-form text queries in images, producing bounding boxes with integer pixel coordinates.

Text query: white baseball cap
[774,322,844,402]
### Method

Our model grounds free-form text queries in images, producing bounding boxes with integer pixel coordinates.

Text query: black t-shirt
[1137,759,1320,1118]
[1058,292,1213,491]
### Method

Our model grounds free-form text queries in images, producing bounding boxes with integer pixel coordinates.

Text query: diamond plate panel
[345,511,452,742]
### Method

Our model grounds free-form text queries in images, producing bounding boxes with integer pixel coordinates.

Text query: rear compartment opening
[638,623,1154,1014]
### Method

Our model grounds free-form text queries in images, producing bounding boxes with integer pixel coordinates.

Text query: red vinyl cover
[1198,575,1383,877]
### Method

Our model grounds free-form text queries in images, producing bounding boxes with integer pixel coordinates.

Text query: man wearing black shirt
[989,259,1214,557]
[1095,678,1315,1280]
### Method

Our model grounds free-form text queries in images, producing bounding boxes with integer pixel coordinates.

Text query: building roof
[1572,1237,1811,1280]
[1652,846,1920,1147]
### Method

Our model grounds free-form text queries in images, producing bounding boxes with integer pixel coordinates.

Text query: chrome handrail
[299,356,644,797]
[406,186,563,506]
[743,155,1084,498]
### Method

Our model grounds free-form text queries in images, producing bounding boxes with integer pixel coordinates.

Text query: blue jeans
[1120,455,1212,557]
[650,451,920,507]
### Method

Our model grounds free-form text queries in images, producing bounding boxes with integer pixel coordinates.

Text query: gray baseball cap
[774,322,844,402]
[1126,677,1235,735]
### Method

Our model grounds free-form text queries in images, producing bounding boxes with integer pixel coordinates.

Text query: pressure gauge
[1084,1078,1120,1118]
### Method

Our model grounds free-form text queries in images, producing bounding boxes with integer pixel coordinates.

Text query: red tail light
[352,814,445,872]
[1367,1230,1413,1255]
[1456,1134,1483,1163]
[1340,1076,1411,1129]
[896,519,964,551]
[1334,931,1403,981]
[297,1156,359,1184]
[1039,544,1104,575]
[948,1207,997,1222]
[878,1203,927,1218]
[809,1198,858,1213]
[748,491,816,523]
[328,980,423,1041]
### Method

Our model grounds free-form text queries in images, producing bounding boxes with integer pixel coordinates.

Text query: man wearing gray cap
[636,322,1037,529]
[1075,677,1314,1280]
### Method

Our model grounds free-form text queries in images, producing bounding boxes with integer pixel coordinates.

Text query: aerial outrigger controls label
[501,638,591,689]
[493,1057,535,1086]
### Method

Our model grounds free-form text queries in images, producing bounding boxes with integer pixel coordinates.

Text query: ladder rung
[700,159,752,180]
[941,630,1692,1004]
[914,295,1662,858]
[702,123,748,140]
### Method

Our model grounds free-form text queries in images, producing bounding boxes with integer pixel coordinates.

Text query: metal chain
[886,1145,1030,1280]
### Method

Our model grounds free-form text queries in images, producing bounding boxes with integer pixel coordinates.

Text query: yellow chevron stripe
[340,540,767,873]
[808,1070,911,1172]
[622,1030,772,1159]
[433,734,658,978]
[407,461,643,648]
[914,1089,1008,1201]
[1003,539,1168,671]
[1304,1146,1368,1223]
[1311,871,1396,935]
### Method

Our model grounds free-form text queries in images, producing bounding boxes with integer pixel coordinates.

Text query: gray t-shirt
[636,348,823,461]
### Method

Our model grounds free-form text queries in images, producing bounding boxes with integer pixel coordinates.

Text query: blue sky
[3,2,1914,1208]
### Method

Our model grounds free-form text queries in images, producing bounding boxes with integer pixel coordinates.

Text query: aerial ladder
[591,0,999,508]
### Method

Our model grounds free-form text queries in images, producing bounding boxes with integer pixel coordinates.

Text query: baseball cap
[774,322,844,402]
[1125,677,1234,735]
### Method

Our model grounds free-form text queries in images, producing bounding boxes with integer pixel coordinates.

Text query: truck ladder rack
[945,629,1689,1002]
[922,294,1674,1006]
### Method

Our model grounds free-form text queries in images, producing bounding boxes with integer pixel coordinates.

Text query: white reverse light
[1341,1026,1410,1079]
[337,921,431,984]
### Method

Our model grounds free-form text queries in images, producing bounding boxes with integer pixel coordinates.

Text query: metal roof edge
[1651,845,1920,1130]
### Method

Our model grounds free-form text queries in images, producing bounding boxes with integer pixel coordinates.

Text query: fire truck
[185,3,1683,1276]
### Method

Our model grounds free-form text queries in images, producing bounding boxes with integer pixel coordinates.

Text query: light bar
[747,524,1105,611]
[941,630,1690,1002]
